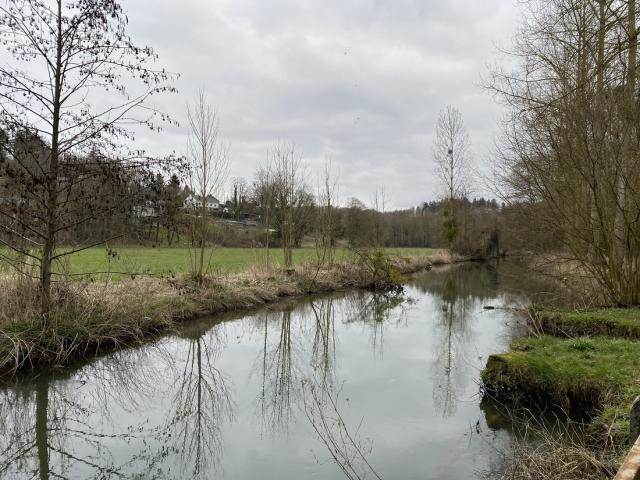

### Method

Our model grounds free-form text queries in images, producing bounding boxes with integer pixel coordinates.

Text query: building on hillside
[184,194,221,212]
[134,201,157,219]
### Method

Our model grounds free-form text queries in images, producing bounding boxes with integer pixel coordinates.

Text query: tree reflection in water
[425,263,519,419]
[432,277,473,418]
[254,308,303,436]
[310,299,337,388]
[303,379,383,480]
[164,323,236,479]
[0,328,235,480]
[252,297,341,437]
[0,348,170,479]
[344,291,407,358]
[251,292,404,440]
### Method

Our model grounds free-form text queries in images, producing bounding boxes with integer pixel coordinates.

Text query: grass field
[45,246,438,277]
[483,335,640,447]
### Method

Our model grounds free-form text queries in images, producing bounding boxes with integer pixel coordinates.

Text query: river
[0,260,556,479]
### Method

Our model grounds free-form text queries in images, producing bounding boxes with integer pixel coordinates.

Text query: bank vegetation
[0,250,454,376]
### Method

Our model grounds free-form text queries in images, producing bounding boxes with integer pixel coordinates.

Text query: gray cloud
[115,0,519,207]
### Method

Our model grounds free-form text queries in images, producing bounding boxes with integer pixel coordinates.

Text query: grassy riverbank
[483,336,640,442]
[534,307,640,339]
[0,250,447,376]
[482,306,640,477]
[45,246,438,277]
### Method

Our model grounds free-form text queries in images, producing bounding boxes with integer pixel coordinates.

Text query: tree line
[0,0,513,324]
[1,123,505,252]
[489,0,640,306]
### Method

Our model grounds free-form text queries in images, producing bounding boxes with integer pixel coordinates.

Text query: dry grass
[422,249,464,266]
[484,416,616,480]
[0,273,175,374]
[0,250,451,376]
[493,440,614,480]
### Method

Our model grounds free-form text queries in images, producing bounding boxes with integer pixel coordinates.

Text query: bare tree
[372,186,386,248]
[186,92,230,283]
[488,0,640,305]
[0,0,177,322]
[254,163,274,265]
[230,177,249,221]
[433,106,472,249]
[316,160,339,266]
[271,144,307,271]
[434,106,472,202]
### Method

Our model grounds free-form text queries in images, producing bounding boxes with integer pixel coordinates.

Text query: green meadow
[41,246,438,278]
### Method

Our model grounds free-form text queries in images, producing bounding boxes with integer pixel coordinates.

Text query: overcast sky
[126,0,520,209]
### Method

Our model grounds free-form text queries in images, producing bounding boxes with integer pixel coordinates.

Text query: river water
[0,261,555,479]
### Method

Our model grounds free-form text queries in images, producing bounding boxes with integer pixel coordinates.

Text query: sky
[84,1,523,209]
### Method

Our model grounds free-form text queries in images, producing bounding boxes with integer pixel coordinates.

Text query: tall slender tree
[0,0,178,322]
[316,161,338,266]
[272,145,302,270]
[186,92,230,284]
[433,106,472,249]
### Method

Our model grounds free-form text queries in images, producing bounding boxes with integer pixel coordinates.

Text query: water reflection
[344,291,407,358]
[433,277,473,418]
[0,332,235,479]
[302,378,383,480]
[0,261,559,480]
[253,309,302,435]
[166,325,235,478]
[0,349,165,479]
[425,262,543,419]
[310,299,337,388]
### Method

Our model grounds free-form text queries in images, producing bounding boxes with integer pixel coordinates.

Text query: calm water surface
[0,261,555,479]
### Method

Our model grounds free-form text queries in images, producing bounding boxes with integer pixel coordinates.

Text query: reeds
[484,413,616,480]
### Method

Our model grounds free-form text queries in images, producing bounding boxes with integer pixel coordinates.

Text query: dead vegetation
[0,251,442,376]
[483,414,616,480]
[0,273,175,374]
[490,438,614,480]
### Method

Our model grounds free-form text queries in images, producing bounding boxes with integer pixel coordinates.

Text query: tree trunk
[40,0,64,324]
[265,205,270,267]
[35,378,49,480]
[198,202,206,282]
[590,0,607,262]
[615,0,637,303]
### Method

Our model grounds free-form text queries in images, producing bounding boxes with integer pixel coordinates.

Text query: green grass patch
[537,308,640,339]
[44,246,437,279]
[482,335,640,446]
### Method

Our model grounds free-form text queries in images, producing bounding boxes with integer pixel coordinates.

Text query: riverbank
[482,307,640,477]
[534,308,640,339]
[0,258,533,479]
[0,250,459,376]
[41,245,439,277]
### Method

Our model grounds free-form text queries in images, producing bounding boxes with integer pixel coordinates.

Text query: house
[135,201,157,218]
[185,194,221,212]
